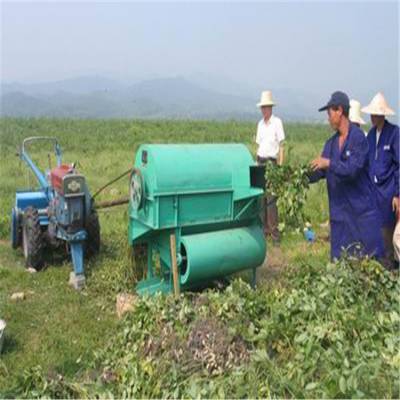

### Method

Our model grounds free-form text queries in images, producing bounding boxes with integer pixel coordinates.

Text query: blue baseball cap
[319,91,350,112]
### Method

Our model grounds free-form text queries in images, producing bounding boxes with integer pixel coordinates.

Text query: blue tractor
[11,137,100,289]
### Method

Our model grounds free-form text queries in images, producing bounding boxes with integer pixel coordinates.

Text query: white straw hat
[361,92,395,116]
[349,99,366,125]
[257,90,276,107]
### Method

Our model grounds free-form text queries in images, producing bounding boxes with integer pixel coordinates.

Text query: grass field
[0,118,398,398]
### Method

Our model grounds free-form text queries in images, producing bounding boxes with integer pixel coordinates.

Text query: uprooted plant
[264,162,312,231]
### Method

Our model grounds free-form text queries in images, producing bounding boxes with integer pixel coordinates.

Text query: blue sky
[1,1,398,106]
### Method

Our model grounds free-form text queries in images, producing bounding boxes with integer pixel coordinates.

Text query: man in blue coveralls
[309,91,384,261]
[362,92,399,268]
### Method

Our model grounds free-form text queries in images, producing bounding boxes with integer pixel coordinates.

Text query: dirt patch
[142,316,249,376]
[186,318,249,375]
[116,293,137,319]
[257,246,288,284]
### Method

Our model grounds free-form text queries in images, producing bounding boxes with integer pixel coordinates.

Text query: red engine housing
[50,164,74,194]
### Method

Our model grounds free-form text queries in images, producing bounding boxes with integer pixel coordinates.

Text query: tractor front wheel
[85,211,100,258]
[22,207,44,270]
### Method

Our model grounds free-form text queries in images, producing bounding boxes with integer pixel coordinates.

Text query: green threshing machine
[128,144,267,296]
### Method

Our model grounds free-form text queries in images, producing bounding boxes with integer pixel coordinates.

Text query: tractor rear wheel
[22,207,44,270]
[85,211,100,258]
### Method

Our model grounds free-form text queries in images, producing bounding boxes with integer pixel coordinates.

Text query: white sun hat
[349,99,366,125]
[257,90,276,107]
[361,92,395,116]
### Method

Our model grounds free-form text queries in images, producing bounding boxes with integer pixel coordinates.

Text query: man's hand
[278,143,284,166]
[310,156,330,171]
[392,197,399,215]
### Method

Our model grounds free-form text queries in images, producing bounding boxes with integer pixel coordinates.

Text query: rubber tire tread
[23,207,44,270]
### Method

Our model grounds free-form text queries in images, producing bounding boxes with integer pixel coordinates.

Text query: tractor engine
[49,165,87,234]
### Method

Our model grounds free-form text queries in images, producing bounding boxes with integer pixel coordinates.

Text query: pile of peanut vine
[264,162,312,232]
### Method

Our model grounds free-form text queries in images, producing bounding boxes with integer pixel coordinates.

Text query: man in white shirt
[255,90,285,243]
[349,99,367,136]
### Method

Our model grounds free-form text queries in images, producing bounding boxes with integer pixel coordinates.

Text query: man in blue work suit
[362,92,399,268]
[309,91,384,261]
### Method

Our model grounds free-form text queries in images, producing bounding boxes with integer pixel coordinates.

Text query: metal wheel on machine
[85,211,100,258]
[22,207,44,270]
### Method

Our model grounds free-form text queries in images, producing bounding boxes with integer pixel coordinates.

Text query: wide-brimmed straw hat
[349,99,366,125]
[257,91,276,107]
[361,92,395,116]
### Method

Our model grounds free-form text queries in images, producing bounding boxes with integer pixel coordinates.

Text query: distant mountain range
[2,75,395,121]
[1,76,255,120]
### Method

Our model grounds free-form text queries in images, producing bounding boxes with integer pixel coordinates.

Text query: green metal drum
[128,144,266,296]
[180,225,266,285]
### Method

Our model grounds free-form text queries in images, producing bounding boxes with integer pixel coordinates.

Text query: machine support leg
[69,242,85,290]
[170,233,180,298]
